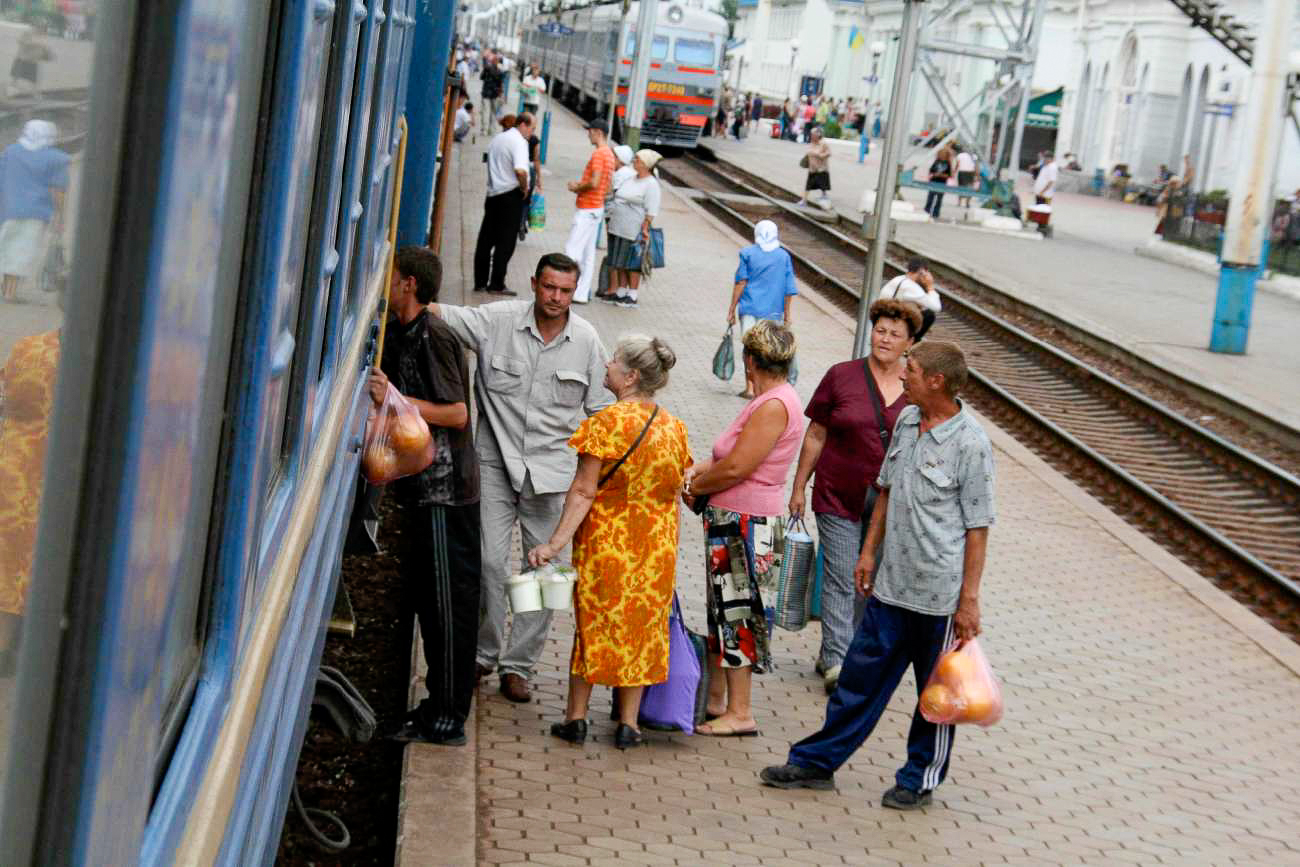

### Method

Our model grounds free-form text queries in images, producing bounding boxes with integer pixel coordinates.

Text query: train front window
[673,38,715,67]
[624,34,669,61]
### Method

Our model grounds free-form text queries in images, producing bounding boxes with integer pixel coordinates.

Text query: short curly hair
[868,298,923,338]
[741,319,796,376]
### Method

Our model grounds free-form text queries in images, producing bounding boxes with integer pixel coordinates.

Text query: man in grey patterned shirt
[762,341,994,808]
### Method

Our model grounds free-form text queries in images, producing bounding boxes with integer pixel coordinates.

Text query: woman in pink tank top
[683,321,803,737]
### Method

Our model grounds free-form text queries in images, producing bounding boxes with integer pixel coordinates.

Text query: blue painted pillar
[397,0,456,247]
[1209,265,1259,354]
[1209,239,1269,355]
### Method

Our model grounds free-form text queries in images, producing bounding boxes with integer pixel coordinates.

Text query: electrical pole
[624,0,660,150]
[607,0,631,134]
[1006,0,1047,179]
[1209,0,1295,354]
[852,0,925,358]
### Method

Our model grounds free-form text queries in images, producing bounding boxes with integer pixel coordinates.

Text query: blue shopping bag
[528,193,546,230]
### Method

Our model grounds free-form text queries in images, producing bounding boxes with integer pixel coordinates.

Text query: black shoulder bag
[862,360,891,520]
[598,405,659,488]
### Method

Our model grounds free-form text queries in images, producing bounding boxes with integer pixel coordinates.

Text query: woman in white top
[878,256,941,339]
[601,149,662,309]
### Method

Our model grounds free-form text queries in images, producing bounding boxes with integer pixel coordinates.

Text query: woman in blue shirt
[0,120,69,302]
[727,220,798,398]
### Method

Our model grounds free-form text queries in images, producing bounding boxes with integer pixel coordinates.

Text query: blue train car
[0,1,455,862]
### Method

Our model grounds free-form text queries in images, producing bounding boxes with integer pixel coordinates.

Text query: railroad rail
[658,154,1300,640]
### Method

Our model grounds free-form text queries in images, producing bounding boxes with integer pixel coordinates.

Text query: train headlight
[667,5,684,23]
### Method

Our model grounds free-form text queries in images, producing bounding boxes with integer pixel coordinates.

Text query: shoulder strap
[598,405,659,488]
[861,359,891,452]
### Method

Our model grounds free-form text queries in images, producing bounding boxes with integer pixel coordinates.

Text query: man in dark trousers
[473,112,533,294]
[371,247,481,746]
[761,340,995,808]
[479,52,503,134]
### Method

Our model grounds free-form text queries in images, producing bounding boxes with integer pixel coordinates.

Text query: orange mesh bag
[919,637,1003,727]
[361,381,435,485]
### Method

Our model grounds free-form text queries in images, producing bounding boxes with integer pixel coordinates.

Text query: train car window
[673,38,715,67]
[344,8,382,316]
[624,34,669,61]
[258,7,335,491]
[309,4,368,399]
[363,13,405,280]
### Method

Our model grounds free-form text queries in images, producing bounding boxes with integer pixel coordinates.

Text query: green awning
[1025,87,1062,129]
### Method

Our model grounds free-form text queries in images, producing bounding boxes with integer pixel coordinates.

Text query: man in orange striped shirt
[563,120,616,303]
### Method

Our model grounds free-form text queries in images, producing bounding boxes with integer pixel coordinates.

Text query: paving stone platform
[395,102,1300,867]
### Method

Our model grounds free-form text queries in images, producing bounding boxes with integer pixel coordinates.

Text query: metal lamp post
[853,0,925,358]
[869,41,885,114]
[788,38,800,101]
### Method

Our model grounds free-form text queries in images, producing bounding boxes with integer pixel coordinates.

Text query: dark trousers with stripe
[789,596,955,793]
[400,501,482,738]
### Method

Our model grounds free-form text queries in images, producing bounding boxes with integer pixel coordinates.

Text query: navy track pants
[788,596,956,793]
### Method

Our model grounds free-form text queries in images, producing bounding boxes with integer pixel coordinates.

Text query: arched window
[1109,32,1139,163]
[1074,61,1092,158]
[1170,64,1194,166]
[1187,64,1211,176]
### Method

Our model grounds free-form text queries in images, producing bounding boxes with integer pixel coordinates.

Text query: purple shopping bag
[638,595,702,734]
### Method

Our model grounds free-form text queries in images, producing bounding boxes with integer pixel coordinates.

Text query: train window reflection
[0,11,95,821]
[673,38,714,67]
[624,34,669,61]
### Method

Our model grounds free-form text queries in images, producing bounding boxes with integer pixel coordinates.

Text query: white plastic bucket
[541,572,577,610]
[506,573,543,613]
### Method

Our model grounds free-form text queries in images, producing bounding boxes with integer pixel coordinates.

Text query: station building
[731,0,1300,194]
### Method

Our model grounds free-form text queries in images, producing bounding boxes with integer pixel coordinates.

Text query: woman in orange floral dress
[0,327,61,672]
[528,334,691,750]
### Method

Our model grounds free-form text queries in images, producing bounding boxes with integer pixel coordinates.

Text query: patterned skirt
[702,506,785,672]
[606,233,641,271]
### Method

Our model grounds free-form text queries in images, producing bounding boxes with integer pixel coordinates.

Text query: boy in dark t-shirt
[370,247,480,745]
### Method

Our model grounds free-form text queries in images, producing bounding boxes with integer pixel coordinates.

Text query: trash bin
[1028,203,1052,237]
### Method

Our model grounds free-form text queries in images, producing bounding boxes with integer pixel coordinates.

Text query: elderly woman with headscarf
[601,148,662,309]
[0,120,68,303]
[595,144,638,299]
[727,220,797,399]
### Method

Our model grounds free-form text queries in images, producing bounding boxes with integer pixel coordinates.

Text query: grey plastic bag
[712,326,735,380]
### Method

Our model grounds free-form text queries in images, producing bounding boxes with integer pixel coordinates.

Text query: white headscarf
[754,219,780,252]
[613,144,634,166]
[634,148,662,171]
[18,120,57,151]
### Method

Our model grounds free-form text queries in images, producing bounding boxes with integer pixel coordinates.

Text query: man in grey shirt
[431,252,612,702]
[762,340,994,808]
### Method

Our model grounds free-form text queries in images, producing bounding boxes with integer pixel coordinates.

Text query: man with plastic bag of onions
[369,247,480,746]
[761,341,995,809]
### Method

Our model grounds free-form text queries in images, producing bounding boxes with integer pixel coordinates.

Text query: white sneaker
[823,665,841,695]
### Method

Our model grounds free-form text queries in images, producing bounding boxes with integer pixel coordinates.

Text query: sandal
[696,720,759,737]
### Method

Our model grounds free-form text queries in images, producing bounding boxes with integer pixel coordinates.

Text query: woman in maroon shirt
[788,299,922,693]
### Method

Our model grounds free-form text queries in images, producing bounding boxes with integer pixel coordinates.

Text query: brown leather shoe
[499,673,532,703]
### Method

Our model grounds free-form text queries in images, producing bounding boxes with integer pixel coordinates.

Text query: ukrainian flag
[849,26,865,50]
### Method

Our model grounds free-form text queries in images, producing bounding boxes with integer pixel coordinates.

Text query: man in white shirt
[878,257,941,340]
[454,101,474,143]
[1033,152,1058,204]
[473,112,534,294]
[520,65,547,115]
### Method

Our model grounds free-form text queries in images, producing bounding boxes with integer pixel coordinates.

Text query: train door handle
[270,329,296,378]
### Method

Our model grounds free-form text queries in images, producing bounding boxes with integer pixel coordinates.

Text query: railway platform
[394,104,1300,866]
[703,132,1300,436]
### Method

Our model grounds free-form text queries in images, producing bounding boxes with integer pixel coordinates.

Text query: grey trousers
[476,462,567,680]
[815,511,868,671]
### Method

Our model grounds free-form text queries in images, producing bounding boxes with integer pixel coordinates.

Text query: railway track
[659,154,1300,640]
